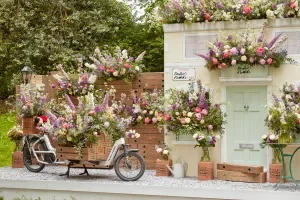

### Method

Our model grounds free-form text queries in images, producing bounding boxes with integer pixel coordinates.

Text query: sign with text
[172,68,196,81]
[239,144,254,149]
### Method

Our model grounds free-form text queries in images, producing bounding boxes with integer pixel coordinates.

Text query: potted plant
[8,126,24,168]
[155,144,171,176]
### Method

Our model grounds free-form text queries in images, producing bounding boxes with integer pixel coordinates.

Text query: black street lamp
[21,66,33,84]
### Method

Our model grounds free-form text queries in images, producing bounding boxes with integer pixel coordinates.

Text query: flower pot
[198,162,214,180]
[220,65,269,78]
[14,140,22,152]
[156,159,172,176]
[22,117,40,135]
[12,152,24,168]
[269,163,285,183]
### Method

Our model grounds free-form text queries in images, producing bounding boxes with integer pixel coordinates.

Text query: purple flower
[267,33,282,49]
[216,42,223,48]
[216,2,224,9]
[47,111,58,129]
[214,104,220,108]
[172,104,177,110]
[209,50,215,56]
[227,35,232,41]
[65,94,75,110]
[51,84,56,89]
[199,91,208,110]
[94,105,101,113]
[195,53,210,61]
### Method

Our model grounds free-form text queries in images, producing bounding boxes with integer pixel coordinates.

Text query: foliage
[0,113,16,167]
[16,84,47,117]
[196,22,296,74]
[155,143,170,160]
[85,46,146,82]
[7,125,23,141]
[160,0,300,24]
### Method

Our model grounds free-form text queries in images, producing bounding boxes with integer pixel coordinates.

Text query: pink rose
[62,123,69,129]
[180,118,186,124]
[291,2,296,9]
[109,68,115,73]
[256,47,265,56]
[89,110,95,116]
[124,63,131,69]
[59,117,65,122]
[164,114,171,121]
[195,107,201,113]
[152,118,157,123]
[157,113,163,117]
[224,52,229,58]
[249,57,255,63]
[240,48,246,55]
[260,59,266,65]
[212,58,218,65]
[243,6,251,15]
[267,58,273,65]
[204,13,210,21]
[220,63,226,69]
[156,148,163,153]
[208,125,213,131]
[230,47,238,55]
[201,109,208,115]
[25,102,30,107]
[195,113,202,121]
[144,117,151,124]
[231,60,237,65]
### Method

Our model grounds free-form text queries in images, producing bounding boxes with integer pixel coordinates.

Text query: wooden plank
[217,170,267,183]
[127,134,164,144]
[217,163,264,174]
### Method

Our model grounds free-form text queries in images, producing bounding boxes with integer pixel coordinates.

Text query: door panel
[226,86,267,167]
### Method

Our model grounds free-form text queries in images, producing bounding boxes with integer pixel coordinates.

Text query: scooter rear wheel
[23,137,46,173]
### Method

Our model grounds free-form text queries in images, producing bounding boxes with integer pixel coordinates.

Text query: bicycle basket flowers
[16,84,47,118]
[196,22,296,74]
[85,46,146,82]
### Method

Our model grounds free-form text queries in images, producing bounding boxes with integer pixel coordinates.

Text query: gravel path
[1,166,300,193]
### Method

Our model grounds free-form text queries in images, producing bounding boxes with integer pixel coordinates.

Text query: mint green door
[226,86,267,167]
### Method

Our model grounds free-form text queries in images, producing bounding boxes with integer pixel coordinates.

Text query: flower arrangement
[155,144,170,160]
[130,89,165,125]
[52,64,96,96]
[8,126,23,152]
[164,80,226,136]
[160,0,300,24]
[193,133,220,161]
[85,46,146,82]
[260,133,286,164]
[196,22,296,74]
[16,84,47,118]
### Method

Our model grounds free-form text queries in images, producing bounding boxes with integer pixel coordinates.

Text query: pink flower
[201,109,208,115]
[224,52,229,58]
[164,114,171,121]
[100,66,105,71]
[249,57,255,63]
[89,110,95,116]
[208,125,213,131]
[220,63,226,69]
[195,113,202,120]
[142,110,147,114]
[62,123,69,129]
[212,58,218,65]
[25,102,30,107]
[124,63,131,69]
[109,68,115,73]
[267,58,273,65]
[157,113,163,117]
[144,117,151,124]
[243,6,251,15]
[104,122,110,127]
[291,2,296,9]
[204,13,210,21]
[156,148,163,153]
[260,59,266,65]
[195,107,201,113]
[180,118,186,124]
[230,47,238,55]
[256,47,265,56]
[231,60,237,65]
[59,117,65,122]
[152,118,157,123]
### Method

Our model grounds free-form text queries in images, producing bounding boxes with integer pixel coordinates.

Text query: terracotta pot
[269,163,285,183]
[22,117,40,135]
[198,162,214,180]
[12,152,24,168]
[156,159,172,176]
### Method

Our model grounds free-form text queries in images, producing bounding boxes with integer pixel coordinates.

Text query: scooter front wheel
[114,151,145,181]
[23,137,46,173]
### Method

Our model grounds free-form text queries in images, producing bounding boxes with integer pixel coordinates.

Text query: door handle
[244,105,249,110]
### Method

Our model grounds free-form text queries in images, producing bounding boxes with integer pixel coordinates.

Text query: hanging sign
[172,68,196,81]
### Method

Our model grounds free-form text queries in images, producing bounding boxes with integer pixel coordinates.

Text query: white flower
[193,133,198,139]
[135,66,140,71]
[261,135,267,140]
[149,111,154,115]
[175,112,179,116]
[285,94,292,100]
[113,71,119,76]
[266,10,276,19]
[200,119,205,124]
[224,45,230,49]
[185,118,191,123]
[268,115,272,121]
[247,46,253,50]
[215,135,221,140]
[182,111,187,116]
[240,48,246,55]
[187,112,193,117]
[163,150,169,155]
[269,134,276,140]
[135,133,140,138]
[88,74,97,84]
[241,55,247,61]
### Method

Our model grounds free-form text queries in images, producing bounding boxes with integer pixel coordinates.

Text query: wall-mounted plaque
[239,144,254,149]
[172,68,196,81]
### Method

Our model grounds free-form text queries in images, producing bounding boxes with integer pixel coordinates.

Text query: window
[275,31,300,55]
[185,34,217,59]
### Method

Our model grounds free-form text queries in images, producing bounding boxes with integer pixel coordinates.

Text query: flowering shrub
[52,64,96,96]
[196,22,295,73]
[164,80,226,136]
[16,84,47,118]
[85,46,146,82]
[155,144,170,160]
[130,89,165,125]
[7,126,23,141]
[161,0,300,24]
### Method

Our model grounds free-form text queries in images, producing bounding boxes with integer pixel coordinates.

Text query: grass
[0,112,16,167]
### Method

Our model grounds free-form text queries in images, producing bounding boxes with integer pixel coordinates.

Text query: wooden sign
[172,68,195,81]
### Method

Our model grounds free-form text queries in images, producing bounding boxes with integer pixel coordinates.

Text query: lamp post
[21,66,33,84]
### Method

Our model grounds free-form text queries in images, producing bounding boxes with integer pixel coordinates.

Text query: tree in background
[0,0,164,99]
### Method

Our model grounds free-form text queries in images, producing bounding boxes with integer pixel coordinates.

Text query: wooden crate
[127,134,164,144]
[217,170,267,183]
[56,146,98,161]
[217,163,264,174]
[95,79,133,91]
[132,73,164,89]
[12,152,24,168]
[128,124,163,134]
[22,117,40,135]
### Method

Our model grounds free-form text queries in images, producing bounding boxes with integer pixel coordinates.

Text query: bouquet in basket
[52,64,97,97]
[85,46,146,82]
[130,89,165,126]
[16,84,47,118]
